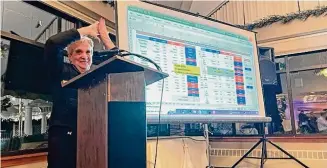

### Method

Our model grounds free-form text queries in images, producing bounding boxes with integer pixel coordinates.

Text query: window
[290,70,327,134]
[0,1,79,154]
[276,73,292,134]
[288,51,327,71]
[281,50,327,135]
[1,1,57,41]
[1,0,75,44]
[226,50,327,136]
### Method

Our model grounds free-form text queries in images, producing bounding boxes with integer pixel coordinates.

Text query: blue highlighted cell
[185,46,196,52]
[186,61,197,66]
[188,93,200,97]
[246,86,253,89]
[234,62,243,66]
[149,37,167,44]
[236,90,245,94]
[187,76,198,82]
[237,97,246,104]
[185,47,196,59]
[188,88,199,91]
[136,34,168,44]
[136,34,149,40]
[236,82,244,85]
[201,48,220,54]
[234,68,243,72]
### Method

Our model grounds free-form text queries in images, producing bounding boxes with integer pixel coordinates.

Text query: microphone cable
[117,50,164,168]
[117,51,162,72]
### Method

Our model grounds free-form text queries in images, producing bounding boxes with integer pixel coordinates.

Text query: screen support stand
[229,123,309,168]
[204,123,213,168]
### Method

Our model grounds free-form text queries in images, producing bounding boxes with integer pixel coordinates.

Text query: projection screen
[115,1,271,123]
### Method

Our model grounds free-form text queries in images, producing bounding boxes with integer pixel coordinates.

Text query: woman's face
[69,42,93,73]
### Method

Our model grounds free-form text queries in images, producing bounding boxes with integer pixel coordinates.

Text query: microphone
[93,49,120,57]
[92,49,122,65]
[92,48,162,72]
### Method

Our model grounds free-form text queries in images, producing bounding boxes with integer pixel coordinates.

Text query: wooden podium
[62,56,168,168]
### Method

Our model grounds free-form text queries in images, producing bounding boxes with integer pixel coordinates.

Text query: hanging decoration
[315,68,327,77]
[236,6,327,30]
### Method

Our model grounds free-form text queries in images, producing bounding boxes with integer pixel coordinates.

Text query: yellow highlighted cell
[174,64,200,76]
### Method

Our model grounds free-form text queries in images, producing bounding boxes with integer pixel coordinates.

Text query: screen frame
[115,0,267,119]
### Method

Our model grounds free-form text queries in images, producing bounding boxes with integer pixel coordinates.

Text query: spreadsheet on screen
[126,6,260,115]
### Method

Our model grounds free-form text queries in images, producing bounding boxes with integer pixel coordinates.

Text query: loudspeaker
[258,47,278,85]
[258,47,284,133]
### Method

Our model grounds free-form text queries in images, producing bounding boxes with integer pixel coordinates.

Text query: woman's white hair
[67,36,94,55]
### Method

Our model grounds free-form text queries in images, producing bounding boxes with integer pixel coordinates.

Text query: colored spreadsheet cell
[185,47,196,57]
[235,73,244,76]
[236,82,244,85]
[187,76,198,82]
[188,88,199,91]
[235,69,243,73]
[237,97,246,104]
[201,48,220,54]
[236,90,245,94]
[185,47,197,66]
[236,85,244,90]
[188,93,200,97]
[235,77,244,82]
[220,51,235,56]
[168,41,184,46]
[186,61,197,66]
[234,56,242,60]
[174,64,200,76]
[207,67,234,77]
[188,90,199,94]
[247,86,254,89]
[186,58,196,62]
[234,62,243,67]
[237,94,245,97]
[187,83,199,88]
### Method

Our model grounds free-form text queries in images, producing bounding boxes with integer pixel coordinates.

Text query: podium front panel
[73,61,158,168]
[77,80,108,168]
[107,72,147,168]
[108,72,145,102]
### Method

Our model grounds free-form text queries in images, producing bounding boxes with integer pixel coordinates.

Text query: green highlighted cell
[207,67,234,77]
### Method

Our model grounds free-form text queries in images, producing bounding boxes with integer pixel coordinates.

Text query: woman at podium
[44,18,116,168]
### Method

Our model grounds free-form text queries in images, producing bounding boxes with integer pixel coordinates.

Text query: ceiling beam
[40,1,115,33]
[1,31,44,48]
[206,0,229,17]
